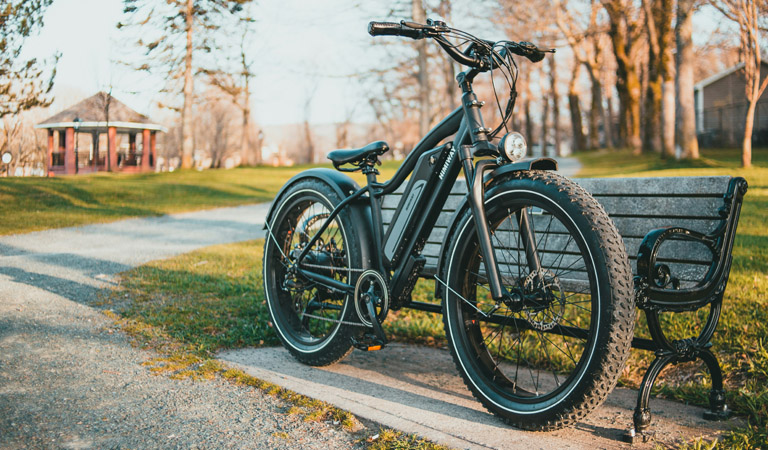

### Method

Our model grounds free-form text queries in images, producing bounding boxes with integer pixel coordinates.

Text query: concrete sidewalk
[220,343,739,450]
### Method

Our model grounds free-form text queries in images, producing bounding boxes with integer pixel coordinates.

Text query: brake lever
[400,19,449,33]
[519,41,556,53]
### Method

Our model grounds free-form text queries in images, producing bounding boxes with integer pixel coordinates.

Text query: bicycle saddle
[328,140,389,170]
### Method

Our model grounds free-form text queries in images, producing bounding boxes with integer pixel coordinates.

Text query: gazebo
[35,92,167,175]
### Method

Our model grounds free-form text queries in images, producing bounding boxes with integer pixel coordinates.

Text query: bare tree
[302,87,316,164]
[555,0,608,150]
[711,0,767,168]
[118,0,253,169]
[0,114,47,175]
[0,0,57,119]
[550,55,562,156]
[642,0,675,156]
[539,67,551,156]
[567,58,588,152]
[676,0,700,160]
[413,0,431,136]
[206,16,259,166]
[602,0,643,151]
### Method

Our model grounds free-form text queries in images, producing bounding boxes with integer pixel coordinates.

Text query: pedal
[351,334,386,351]
[354,291,388,351]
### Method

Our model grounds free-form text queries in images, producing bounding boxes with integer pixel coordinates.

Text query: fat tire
[441,170,635,430]
[263,179,363,366]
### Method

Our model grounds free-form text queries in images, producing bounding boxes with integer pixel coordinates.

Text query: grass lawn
[92,147,766,448]
[0,161,404,236]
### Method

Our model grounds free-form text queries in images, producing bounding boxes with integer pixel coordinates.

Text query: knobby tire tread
[264,179,362,367]
[441,170,635,431]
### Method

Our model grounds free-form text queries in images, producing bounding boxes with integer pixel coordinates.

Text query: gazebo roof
[35,92,167,132]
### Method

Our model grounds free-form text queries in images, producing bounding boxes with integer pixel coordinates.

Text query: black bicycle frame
[293,68,530,305]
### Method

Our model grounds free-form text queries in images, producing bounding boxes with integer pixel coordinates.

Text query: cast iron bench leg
[700,348,731,421]
[624,354,675,443]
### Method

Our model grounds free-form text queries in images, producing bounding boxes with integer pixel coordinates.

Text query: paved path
[0,204,365,449]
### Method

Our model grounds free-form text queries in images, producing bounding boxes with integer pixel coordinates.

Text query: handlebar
[367,20,553,66]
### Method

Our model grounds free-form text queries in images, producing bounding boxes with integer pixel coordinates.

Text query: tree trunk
[743,99,755,168]
[525,98,533,150]
[304,121,314,164]
[587,67,604,149]
[658,0,676,159]
[662,77,676,158]
[240,110,250,166]
[550,56,561,156]
[568,62,587,152]
[642,0,663,154]
[540,70,550,157]
[605,2,641,152]
[603,77,615,148]
[181,0,195,169]
[675,0,699,159]
[413,0,430,137]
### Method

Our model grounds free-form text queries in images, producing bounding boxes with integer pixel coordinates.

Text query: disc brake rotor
[523,269,566,331]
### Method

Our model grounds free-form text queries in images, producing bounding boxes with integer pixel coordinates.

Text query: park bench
[381,172,748,441]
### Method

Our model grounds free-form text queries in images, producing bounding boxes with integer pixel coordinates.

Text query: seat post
[363,163,386,273]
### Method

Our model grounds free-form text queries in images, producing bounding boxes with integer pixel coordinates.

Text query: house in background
[35,92,166,175]
[695,62,768,148]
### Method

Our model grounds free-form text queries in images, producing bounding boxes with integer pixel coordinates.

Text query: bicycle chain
[299,312,370,328]
[297,261,367,273]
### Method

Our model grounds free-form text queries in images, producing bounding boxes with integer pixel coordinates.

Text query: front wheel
[441,170,635,430]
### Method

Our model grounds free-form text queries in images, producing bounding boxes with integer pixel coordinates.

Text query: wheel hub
[522,269,566,331]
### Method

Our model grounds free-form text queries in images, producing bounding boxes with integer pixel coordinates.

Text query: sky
[22,0,396,126]
[22,0,731,127]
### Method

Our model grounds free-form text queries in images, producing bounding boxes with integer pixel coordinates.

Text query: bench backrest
[381,175,732,287]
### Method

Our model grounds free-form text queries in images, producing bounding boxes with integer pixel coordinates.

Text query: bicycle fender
[264,168,376,270]
[264,168,362,227]
[434,157,558,299]
[483,157,558,182]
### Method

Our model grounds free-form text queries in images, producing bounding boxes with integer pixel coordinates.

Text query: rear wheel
[263,179,363,366]
[441,171,634,430]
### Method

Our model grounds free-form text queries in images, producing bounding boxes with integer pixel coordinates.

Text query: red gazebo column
[150,132,157,169]
[47,130,54,174]
[64,127,75,175]
[108,126,117,172]
[141,129,150,171]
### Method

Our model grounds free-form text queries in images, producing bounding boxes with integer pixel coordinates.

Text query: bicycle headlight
[499,132,527,162]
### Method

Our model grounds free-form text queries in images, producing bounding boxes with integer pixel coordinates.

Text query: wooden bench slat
[377,175,730,287]
[575,176,731,196]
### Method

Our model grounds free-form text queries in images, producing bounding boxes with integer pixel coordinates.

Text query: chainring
[354,270,390,327]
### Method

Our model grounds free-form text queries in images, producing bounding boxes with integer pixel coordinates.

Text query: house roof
[35,92,166,132]
[694,61,768,91]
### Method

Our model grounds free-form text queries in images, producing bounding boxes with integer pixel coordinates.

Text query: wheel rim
[266,191,351,352]
[448,191,600,410]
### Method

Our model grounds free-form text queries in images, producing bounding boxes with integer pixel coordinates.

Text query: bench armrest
[635,177,748,312]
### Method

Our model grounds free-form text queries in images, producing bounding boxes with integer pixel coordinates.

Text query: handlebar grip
[513,41,546,63]
[368,21,422,39]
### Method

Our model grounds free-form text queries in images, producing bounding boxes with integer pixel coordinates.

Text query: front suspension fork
[459,146,542,302]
